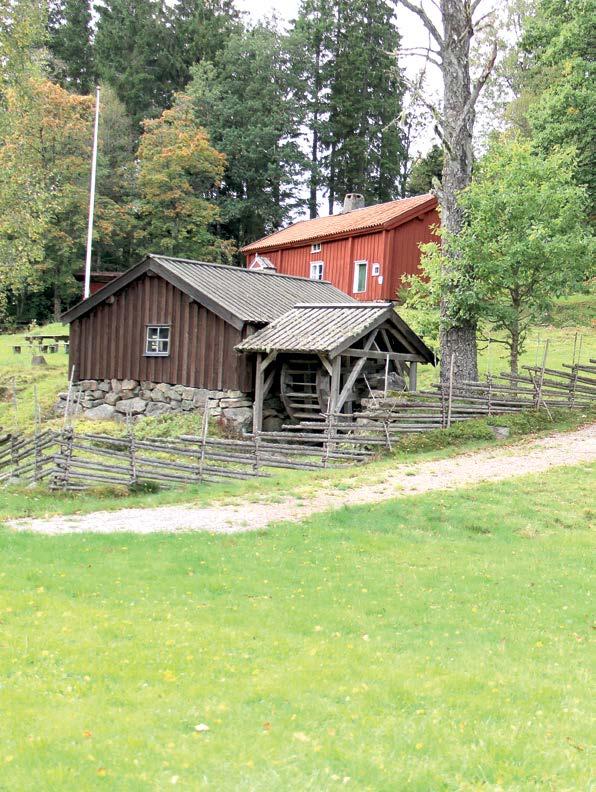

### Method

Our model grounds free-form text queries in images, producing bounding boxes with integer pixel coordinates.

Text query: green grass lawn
[0,464,593,790]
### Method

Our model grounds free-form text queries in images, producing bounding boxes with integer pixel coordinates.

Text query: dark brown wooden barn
[61,255,352,393]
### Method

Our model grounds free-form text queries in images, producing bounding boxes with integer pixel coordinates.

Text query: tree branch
[452,38,498,141]
[395,0,444,51]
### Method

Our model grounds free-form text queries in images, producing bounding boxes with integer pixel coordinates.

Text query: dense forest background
[0,0,593,327]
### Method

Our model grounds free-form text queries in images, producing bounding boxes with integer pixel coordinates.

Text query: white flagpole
[84,86,100,300]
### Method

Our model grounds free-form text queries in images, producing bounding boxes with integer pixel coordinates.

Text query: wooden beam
[263,368,275,398]
[342,349,426,362]
[318,353,333,376]
[336,330,378,411]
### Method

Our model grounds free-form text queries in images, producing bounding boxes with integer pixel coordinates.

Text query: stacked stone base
[55,379,286,434]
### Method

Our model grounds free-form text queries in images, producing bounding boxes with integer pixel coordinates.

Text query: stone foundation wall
[55,379,286,434]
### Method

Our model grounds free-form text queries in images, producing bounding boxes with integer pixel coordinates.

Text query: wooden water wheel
[280,357,330,421]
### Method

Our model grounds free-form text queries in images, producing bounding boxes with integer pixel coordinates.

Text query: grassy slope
[0,464,593,790]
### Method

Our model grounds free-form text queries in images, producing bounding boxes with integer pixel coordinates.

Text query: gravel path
[9,424,595,535]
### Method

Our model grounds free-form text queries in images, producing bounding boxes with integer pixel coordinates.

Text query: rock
[120,379,138,391]
[63,401,83,417]
[84,404,115,421]
[181,387,197,401]
[192,389,210,406]
[222,406,253,433]
[115,397,146,415]
[111,379,122,393]
[220,397,252,409]
[154,382,172,394]
[57,391,70,401]
[78,379,97,390]
[104,391,120,406]
[145,401,172,417]
[169,390,182,402]
[119,389,135,400]
[97,380,110,392]
[173,384,186,395]
[224,390,244,399]
[490,425,510,440]
[151,390,167,402]
[263,415,283,432]
[140,381,155,391]
[31,355,47,366]
[90,389,105,400]
[140,389,154,400]
[81,397,102,409]
[169,401,182,412]
[181,399,195,411]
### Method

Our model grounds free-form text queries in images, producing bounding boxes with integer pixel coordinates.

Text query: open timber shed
[235,302,436,432]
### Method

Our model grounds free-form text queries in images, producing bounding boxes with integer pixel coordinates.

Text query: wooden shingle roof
[240,194,437,253]
[62,255,353,330]
[235,302,436,362]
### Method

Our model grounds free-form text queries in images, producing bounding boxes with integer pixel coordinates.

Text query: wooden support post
[409,361,418,392]
[446,357,454,428]
[253,353,264,434]
[329,355,341,415]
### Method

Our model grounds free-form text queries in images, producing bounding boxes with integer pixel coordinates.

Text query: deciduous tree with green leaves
[406,136,593,373]
[136,93,232,262]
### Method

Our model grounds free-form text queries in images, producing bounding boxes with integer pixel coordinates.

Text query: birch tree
[396,0,498,383]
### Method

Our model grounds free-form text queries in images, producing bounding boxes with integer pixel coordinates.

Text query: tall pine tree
[47,0,95,93]
[188,23,305,251]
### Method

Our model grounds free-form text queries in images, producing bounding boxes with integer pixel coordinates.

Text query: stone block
[91,389,105,400]
[145,401,172,417]
[192,389,210,406]
[151,390,167,402]
[140,381,155,391]
[104,391,120,406]
[220,397,252,409]
[111,379,122,393]
[222,405,253,433]
[169,390,182,402]
[140,389,154,400]
[172,384,186,395]
[181,387,197,401]
[79,379,97,390]
[97,380,110,392]
[119,390,135,400]
[121,379,138,391]
[181,399,195,411]
[84,404,115,421]
[115,397,147,415]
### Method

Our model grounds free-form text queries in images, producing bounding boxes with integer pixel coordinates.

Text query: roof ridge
[153,254,345,287]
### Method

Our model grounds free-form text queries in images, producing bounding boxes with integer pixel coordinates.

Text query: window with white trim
[371,263,381,277]
[145,325,170,356]
[353,260,367,293]
[311,242,322,253]
[310,261,324,280]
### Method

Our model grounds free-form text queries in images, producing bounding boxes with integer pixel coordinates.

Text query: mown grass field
[0,464,593,790]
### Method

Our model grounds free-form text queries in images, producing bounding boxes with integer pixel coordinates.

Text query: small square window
[146,325,170,356]
[310,261,324,280]
[311,242,322,253]
[372,263,381,277]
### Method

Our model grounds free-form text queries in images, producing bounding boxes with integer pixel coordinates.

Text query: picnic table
[12,333,70,355]
[24,333,70,344]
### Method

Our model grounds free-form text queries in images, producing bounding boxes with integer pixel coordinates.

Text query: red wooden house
[240,193,439,301]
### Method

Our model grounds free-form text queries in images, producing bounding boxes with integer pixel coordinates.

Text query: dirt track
[9,424,595,535]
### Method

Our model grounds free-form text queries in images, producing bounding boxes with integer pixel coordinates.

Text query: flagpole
[84,85,100,300]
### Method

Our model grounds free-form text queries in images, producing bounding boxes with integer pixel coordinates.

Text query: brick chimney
[341,193,365,213]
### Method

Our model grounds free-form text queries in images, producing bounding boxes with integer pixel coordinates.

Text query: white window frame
[145,324,171,357]
[311,242,322,253]
[310,261,324,280]
[353,260,368,293]
[371,263,381,277]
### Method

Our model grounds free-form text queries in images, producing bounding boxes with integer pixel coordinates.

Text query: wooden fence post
[198,403,209,483]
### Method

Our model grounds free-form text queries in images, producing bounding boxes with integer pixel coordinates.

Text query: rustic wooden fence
[277,359,596,450]
[0,410,371,491]
[2,359,594,491]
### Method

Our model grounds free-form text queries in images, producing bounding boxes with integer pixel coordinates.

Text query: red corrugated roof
[241,194,437,253]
